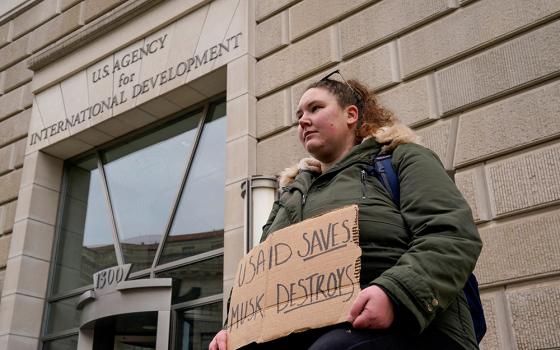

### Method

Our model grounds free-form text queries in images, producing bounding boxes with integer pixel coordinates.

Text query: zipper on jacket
[360,170,366,199]
[301,193,307,221]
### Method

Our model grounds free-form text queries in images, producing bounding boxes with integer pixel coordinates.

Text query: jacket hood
[278,120,419,189]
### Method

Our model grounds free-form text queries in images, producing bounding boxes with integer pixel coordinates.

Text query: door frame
[76,279,172,350]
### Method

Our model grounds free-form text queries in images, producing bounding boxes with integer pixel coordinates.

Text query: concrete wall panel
[378,75,438,127]
[476,209,560,285]
[400,0,560,77]
[507,282,560,349]
[256,11,288,58]
[11,0,58,40]
[256,25,339,96]
[256,127,307,177]
[289,0,369,41]
[437,20,560,115]
[256,89,291,138]
[341,42,399,91]
[455,166,491,223]
[256,0,300,22]
[486,143,560,217]
[415,118,457,169]
[455,79,560,166]
[341,0,451,58]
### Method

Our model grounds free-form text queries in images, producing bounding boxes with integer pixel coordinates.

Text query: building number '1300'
[93,264,132,291]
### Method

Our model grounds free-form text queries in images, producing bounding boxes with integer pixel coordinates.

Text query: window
[42,100,226,349]
[175,303,222,350]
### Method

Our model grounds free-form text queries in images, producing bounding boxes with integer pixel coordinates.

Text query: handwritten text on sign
[227,206,361,350]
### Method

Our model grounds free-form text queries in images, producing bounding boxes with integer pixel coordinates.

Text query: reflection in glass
[159,102,226,265]
[46,296,80,334]
[114,340,156,350]
[103,112,202,272]
[178,303,222,350]
[156,256,223,304]
[43,335,78,350]
[93,312,157,349]
[52,157,118,294]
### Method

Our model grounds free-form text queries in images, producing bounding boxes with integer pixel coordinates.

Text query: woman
[210,72,482,350]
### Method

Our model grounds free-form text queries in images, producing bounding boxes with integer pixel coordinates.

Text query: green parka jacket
[260,137,482,349]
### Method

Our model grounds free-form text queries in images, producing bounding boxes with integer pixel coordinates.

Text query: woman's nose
[298,113,311,127]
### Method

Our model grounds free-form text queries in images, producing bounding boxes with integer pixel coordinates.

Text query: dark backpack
[369,154,486,344]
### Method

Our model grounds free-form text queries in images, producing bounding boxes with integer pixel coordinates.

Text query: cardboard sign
[227,205,361,350]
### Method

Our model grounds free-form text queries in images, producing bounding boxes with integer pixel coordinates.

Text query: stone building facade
[0,0,559,349]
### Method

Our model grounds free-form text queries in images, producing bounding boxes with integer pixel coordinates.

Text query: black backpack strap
[368,154,400,207]
[464,274,487,343]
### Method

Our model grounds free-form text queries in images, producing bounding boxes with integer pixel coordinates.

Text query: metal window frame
[169,293,224,350]
[49,285,93,303]
[154,248,223,274]
[40,162,71,342]
[101,107,206,273]
[96,151,125,265]
[41,328,80,342]
[128,247,223,280]
[41,98,227,346]
[150,103,210,273]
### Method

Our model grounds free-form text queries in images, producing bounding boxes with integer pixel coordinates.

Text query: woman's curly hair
[306,78,395,143]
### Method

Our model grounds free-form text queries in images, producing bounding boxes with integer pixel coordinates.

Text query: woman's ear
[345,105,359,127]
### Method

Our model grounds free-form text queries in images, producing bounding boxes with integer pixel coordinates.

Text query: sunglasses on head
[319,69,363,115]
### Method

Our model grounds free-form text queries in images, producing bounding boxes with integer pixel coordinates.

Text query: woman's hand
[209,329,227,350]
[347,285,395,329]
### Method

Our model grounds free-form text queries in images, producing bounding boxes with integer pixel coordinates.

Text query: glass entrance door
[173,303,222,350]
[93,312,158,350]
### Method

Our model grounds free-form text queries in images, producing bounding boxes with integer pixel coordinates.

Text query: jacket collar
[284,138,382,193]
[322,137,382,176]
